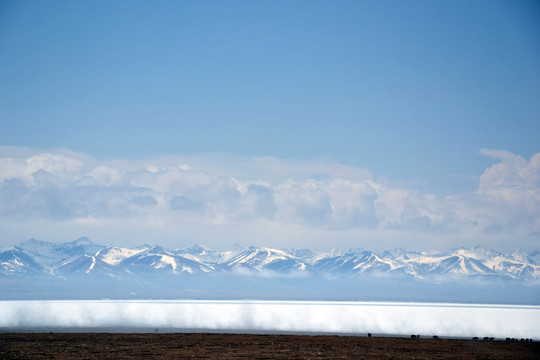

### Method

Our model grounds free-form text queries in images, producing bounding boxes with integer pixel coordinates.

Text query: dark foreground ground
[0,333,539,359]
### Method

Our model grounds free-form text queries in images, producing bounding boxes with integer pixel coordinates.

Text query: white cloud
[88,165,125,187]
[0,147,538,250]
[0,154,83,187]
[473,150,540,235]
[274,180,333,226]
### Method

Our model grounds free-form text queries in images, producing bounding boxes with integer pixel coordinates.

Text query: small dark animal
[432,336,439,340]
[473,337,479,341]
[411,335,416,339]
[367,333,371,338]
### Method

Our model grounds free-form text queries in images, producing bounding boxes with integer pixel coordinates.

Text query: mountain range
[1,238,539,281]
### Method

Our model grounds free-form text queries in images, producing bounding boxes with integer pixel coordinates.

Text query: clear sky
[0,0,539,251]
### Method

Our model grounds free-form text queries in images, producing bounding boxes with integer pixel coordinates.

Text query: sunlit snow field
[1,300,538,339]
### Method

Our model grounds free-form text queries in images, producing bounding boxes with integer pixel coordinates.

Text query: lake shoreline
[0,326,524,341]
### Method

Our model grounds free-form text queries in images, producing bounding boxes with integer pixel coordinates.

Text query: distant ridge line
[1,238,539,281]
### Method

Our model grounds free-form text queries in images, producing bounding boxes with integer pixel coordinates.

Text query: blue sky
[0,1,539,250]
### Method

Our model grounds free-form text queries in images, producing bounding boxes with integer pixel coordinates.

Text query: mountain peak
[71,237,94,245]
[179,244,210,255]
[20,238,53,247]
[283,248,316,259]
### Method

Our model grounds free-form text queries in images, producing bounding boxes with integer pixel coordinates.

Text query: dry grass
[1,333,539,359]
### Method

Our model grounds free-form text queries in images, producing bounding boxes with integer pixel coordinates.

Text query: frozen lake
[1,300,538,339]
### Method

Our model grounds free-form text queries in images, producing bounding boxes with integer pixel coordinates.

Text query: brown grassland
[1,332,539,359]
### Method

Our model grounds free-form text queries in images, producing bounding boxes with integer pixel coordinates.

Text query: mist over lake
[1,300,539,339]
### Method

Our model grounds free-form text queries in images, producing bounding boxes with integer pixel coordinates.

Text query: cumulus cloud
[474,150,540,235]
[0,153,85,186]
[0,147,538,250]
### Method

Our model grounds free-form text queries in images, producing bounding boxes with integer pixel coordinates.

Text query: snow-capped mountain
[120,246,214,275]
[17,237,106,271]
[0,247,43,275]
[312,250,399,274]
[176,244,241,265]
[221,247,311,273]
[1,238,539,281]
[55,255,115,276]
[282,248,316,260]
[97,245,150,266]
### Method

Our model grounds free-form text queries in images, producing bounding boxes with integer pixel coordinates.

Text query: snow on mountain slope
[176,244,240,265]
[3,238,540,280]
[222,247,311,273]
[53,237,106,261]
[282,248,316,259]
[120,246,213,274]
[313,246,537,279]
[16,239,63,269]
[432,255,494,276]
[396,250,495,278]
[313,249,403,275]
[351,252,402,273]
[0,247,44,275]
[313,251,362,273]
[379,248,410,260]
[308,248,347,265]
[55,255,115,276]
[97,246,149,265]
[18,237,105,270]
[441,248,539,279]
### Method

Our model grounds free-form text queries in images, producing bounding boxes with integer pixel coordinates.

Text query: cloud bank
[0,300,538,338]
[0,146,539,250]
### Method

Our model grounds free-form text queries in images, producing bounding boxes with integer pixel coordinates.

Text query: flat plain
[1,333,539,359]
